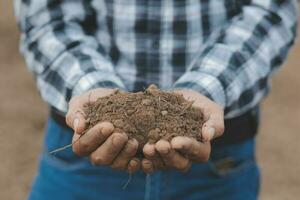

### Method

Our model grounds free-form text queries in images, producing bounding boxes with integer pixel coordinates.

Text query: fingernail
[73,118,79,132]
[208,127,215,140]
[130,159,138,168]
[144,161,153,170]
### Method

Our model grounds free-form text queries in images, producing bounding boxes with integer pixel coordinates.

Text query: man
[15,0,297,199]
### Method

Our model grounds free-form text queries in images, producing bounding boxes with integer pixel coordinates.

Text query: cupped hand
[142,89,224,173]
[66,88,140,173]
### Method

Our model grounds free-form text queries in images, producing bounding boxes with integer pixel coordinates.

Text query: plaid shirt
[15,0,297,118]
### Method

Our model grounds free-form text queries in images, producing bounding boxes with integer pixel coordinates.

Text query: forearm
[15,0,126,113]
[174,0,298,118]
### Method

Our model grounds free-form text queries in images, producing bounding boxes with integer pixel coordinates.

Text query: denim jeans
[28,118,260,200]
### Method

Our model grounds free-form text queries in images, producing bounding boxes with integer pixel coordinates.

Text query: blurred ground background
[0,1,299,199]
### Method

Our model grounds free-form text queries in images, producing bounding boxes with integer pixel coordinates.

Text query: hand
[142,89,224,173]
[66,88,140,173]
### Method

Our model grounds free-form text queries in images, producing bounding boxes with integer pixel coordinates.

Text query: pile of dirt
[83,85,204,150]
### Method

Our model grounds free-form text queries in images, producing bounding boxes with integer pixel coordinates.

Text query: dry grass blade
[122,173,133,190]
[49,134,84,155]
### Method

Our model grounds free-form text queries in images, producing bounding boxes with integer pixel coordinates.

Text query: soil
[83,85,204,149]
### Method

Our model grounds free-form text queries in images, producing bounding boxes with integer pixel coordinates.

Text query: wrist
[173,71,226,108]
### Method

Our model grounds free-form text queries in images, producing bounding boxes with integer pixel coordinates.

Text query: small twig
[49,134,84,155]
[49,144,73,155]
[179,102,194,115]
[122,173,133,190]
[158,96,161,109]
[161,98,175,108]
[124,111,129,118]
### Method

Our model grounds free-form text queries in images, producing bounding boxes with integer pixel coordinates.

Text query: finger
[111,139,139,170]
[72,132,82,152]
[72,122,114,156]
[143,143,166,170]
[202,106,224,141]
[127,158,141,173]
[155,140,191,172]
[171,136,211,162]
[66,96,87,134]
[90,132,128,165]
[67,110,86,134]
[141,159,154,174]
[72,132,81,143]
[143,143,156,158]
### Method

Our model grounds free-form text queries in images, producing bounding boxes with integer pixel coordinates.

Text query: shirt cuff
[173,71,226,107]
[72,70,126,97]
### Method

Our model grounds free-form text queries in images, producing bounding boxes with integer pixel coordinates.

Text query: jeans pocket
[208,155,256,178]
[207,138,257,178]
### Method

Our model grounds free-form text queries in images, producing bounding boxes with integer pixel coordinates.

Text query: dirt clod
[83,85,204,151]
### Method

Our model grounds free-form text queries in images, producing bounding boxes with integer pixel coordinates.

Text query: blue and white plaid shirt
[15,0,298,118]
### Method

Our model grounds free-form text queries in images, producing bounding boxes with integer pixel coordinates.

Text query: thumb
[71,111,86,134]
[201,115,224,142]
[66,88,117,134]
[66,96,87,134]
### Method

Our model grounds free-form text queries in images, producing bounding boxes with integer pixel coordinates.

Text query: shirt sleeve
[173,0,298,118]
[14,0,126,113]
